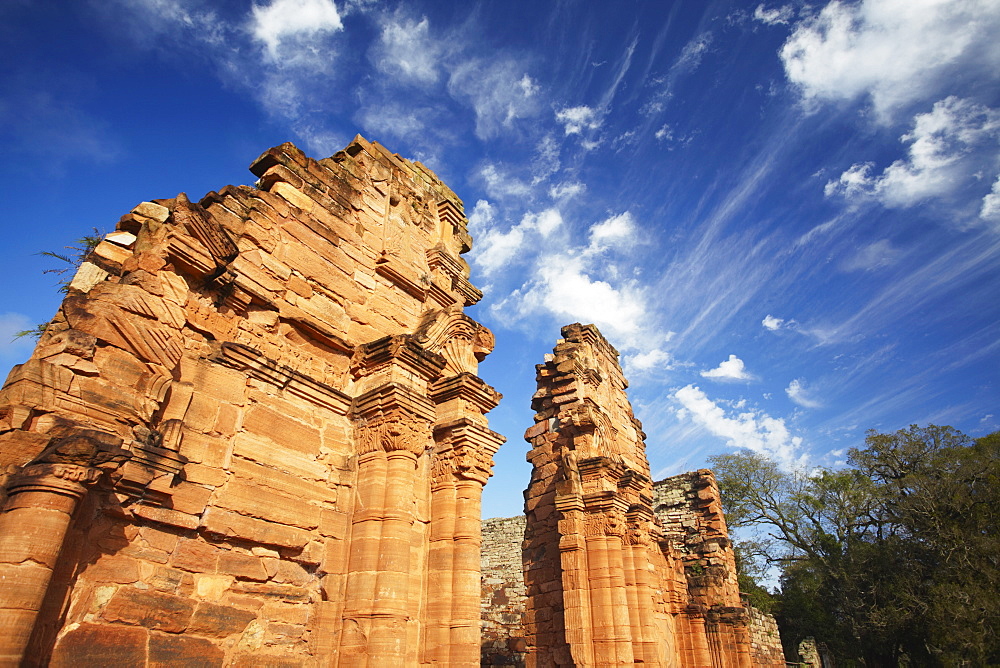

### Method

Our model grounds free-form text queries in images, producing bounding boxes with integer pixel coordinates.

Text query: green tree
[710,426,1000,666]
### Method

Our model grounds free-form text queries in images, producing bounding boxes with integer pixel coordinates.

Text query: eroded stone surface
[0,136,503,666]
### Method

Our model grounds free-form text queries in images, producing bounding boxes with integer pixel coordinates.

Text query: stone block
[188,601,257,637]
[179,430,230,468]
[148,632,224,667]
[195,574,235,601]
[231,434,327,482]
[165,481,213,516]
[101,587,196,633]
[200,507,313,550]
[132,504,201,531]
[182,462,229,488]
[50,622,149,668]
[82,555,142,585]
[171,538,222,573]
[230,581,312,603]
[217,551,268,581]
[214,479,321,530]
[242,404,321,456]
[229,456,334,504]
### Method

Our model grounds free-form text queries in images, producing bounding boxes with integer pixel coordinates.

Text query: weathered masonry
[520,324,785,667]
[0,137,504,666]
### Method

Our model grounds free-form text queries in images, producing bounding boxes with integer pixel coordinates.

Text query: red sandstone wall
[0,137,503,666]
[522,324,686,667]
[521,324,769,667]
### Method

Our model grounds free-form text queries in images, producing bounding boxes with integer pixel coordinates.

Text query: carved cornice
[375,254,428,301]
[426,245,481,306]
[8,430,132,498]
[413,307,494,368]
[216,342,352,415]
[353,383,437,424]
[429,373,502,415]
[350,335,447,384]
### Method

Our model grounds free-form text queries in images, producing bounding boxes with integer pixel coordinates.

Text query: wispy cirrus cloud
[371,14,441,84]
[786,378,822,408]
[753,4,794,26]
[448,62,541,140]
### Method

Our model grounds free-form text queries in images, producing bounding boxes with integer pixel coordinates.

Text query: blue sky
[1,0,998,519]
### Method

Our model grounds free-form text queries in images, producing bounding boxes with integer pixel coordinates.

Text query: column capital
[6,429,130,500]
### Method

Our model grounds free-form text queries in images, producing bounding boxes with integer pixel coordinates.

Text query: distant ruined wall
[480,515,526,666]
[746,605,785,667]
[0,136,504,667]
[520,323,780,667]
[653,472,785,668]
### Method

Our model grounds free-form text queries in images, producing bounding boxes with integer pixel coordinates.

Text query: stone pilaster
[341,336,444,667]
[0,431,128,666]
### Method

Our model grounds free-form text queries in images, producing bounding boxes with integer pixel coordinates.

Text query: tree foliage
[711,425,1000,666]
[14,229,103,340]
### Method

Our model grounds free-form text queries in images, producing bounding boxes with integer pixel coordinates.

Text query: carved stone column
[341,336,444,667]
[429,420,502,666]
[0,432,128,666]
[427,371,503,666]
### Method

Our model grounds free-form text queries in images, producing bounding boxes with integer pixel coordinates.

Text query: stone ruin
[518,324,784,667]
[0,137,784,666]
[0,136,504,666]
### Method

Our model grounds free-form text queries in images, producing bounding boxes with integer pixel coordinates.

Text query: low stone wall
[747,603,786,666]
[480,515,527,666]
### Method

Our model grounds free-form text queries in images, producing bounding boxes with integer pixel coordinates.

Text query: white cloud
[251,0,344,63]
[825,97,1000,207]
[587,212,635,250]
[980,175,1000,222]
[780,0,1000,120]
[841,239,900,272]
[492,210,658,352]
[654,124,673,141]
[700,354,753,381]
[674,385,806,470]
[623,348,674,376]
[786,379,823,408]
[471,207,563,276]
[515,254,649,343]
[549,181,586,201]
[467,199,495,231]
[762,314,785,331]
[524,209,563,237]
[555,105,603,135]
[356,102,428,141]
[753,4,793,25]
[479,163,532,200]
[475,226,526,276]
[531,134,560,184]
[373,15,440,84]
[447,60,541,139]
